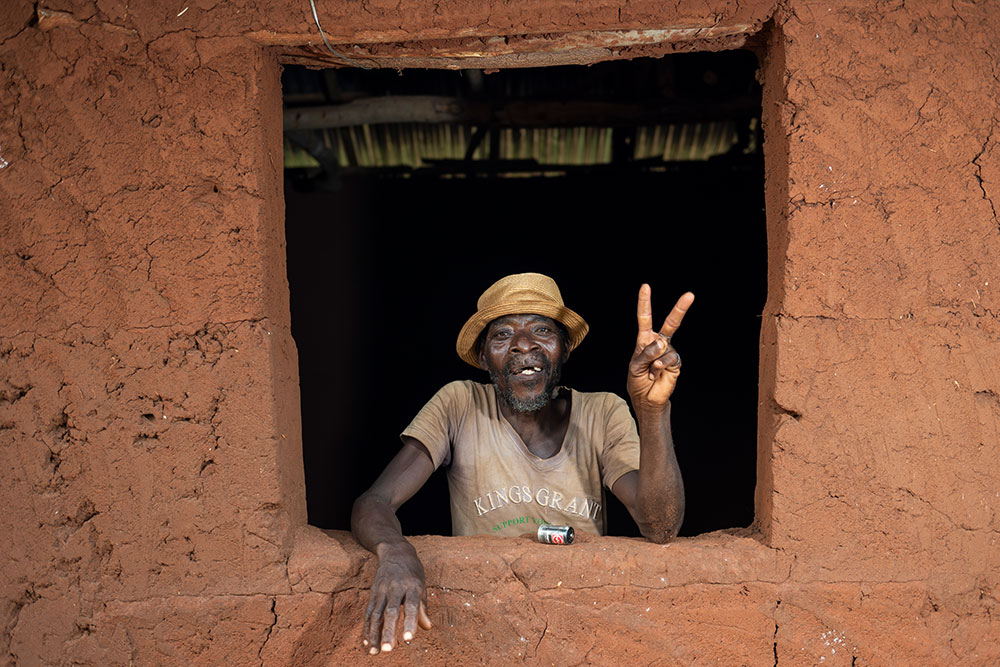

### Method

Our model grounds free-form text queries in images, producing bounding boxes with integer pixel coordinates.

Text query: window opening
[283,52,764,537]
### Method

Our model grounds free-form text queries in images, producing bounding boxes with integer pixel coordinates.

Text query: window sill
[288,526,790,594]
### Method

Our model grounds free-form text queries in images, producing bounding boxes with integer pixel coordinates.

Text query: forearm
[633,403,685,542]
[351,492,415,558]
[352,491,431,654]
[351,442,435,653]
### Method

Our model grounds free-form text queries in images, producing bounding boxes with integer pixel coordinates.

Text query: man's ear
[477,336,489,369]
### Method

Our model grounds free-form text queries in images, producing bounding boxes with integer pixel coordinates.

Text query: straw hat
[456,273,589,369]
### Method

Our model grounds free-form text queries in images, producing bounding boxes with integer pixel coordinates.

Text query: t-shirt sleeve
[400,381,470,469]
[599,393,641,490]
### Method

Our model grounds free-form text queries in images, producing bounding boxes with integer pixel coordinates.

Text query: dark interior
[283,51,765,537]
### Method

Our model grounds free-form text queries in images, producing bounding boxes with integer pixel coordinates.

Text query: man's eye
[494,331,512,339]
[536,327,551,334]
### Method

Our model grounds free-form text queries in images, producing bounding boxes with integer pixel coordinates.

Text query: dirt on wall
[2,0,1000,665]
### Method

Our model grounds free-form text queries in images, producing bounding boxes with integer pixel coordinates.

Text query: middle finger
[381,601,402,652]
[659,292,695,338]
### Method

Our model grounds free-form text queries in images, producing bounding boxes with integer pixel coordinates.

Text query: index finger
[636,283,654,334]
[659,292,695,338]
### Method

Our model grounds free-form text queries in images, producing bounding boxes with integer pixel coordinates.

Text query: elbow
[637,501,684,544]
[640,518,682,544]
[632,469,685,543]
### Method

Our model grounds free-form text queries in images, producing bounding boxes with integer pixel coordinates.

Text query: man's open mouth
[490,355,561,412]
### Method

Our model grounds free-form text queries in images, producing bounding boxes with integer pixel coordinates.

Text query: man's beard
[488,357,563,413]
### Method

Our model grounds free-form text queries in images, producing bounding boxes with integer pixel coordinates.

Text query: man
[351,272,694,655]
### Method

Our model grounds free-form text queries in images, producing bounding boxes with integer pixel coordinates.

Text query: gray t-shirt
[401,380,641,537]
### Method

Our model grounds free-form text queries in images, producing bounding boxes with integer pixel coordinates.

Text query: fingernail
[382,643,393,652]
[369,647,378,655]
[403,631,413,641]
[363,639,369,646]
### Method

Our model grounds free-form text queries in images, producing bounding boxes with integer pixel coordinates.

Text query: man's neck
[497,388,571,459]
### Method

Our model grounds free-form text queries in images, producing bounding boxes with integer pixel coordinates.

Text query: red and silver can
[537,524,574,545]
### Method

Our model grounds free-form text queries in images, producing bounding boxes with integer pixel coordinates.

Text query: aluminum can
[537,524,574,545]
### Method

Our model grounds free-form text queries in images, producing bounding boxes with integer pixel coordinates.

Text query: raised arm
[612,284,694,543]
[351,437,436,654]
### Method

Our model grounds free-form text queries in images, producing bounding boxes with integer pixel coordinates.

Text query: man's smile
[504,357,549,381]
[488,352,561,413]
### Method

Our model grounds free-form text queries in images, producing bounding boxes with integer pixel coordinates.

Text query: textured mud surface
[2,0,1000,664]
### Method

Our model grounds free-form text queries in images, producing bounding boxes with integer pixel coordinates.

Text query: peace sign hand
[627,284,695,410]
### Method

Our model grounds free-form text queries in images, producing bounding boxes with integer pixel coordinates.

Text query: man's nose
[510,331,539,353]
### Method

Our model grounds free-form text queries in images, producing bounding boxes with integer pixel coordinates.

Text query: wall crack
[772,598,781,666]
[257,597,277,666]
[534,617,548,655]
[971,134,999,232]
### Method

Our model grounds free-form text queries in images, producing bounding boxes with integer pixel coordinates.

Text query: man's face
[479,314,568,413]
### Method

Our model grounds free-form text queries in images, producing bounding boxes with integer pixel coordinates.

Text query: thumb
[418,602,432,629]
[629,337,667,376]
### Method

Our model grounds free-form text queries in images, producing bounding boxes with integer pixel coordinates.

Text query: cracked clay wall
[0,0,304,663]
[1,0,999,665]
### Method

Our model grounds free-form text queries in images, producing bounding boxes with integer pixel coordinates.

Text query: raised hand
[627,284,695,410]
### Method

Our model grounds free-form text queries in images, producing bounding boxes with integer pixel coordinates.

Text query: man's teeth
[516,366,544,375]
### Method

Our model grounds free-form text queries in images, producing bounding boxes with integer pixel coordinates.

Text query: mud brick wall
[1,0,998,664]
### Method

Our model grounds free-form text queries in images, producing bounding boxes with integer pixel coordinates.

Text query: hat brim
[456,301,589,369]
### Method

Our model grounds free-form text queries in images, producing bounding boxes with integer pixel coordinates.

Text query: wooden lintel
[278,28,754,71]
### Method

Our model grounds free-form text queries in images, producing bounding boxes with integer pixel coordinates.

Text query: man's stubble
[488,356,562,413]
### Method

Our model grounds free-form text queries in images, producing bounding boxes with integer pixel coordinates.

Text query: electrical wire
[308,0,372,69]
